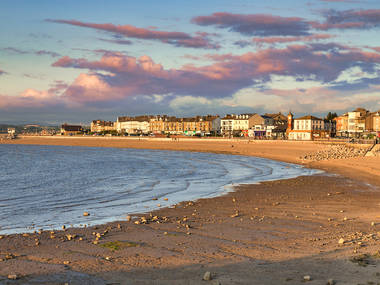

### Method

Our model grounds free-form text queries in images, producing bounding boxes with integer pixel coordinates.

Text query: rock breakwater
[301,144,371,161]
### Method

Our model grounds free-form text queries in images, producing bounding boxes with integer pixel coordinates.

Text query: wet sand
[1,137,380,284]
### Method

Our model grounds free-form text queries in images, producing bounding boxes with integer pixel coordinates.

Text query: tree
[326,112,338,120]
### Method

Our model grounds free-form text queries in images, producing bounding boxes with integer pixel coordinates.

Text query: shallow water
[0,144,320,234]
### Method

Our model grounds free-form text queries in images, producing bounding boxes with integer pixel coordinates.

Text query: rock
[83,212,90,216]
[203,271,212,281]
[338,238,345,245]
[303,275,311,281]
[7,274,18,280]
[371,221,376,226]
[327,279,336,285]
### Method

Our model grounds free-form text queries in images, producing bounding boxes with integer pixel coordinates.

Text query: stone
[7,274,18,280]
[338,238,345,245]
[203,271,212,281]
[83,212,90,216]
[303,275,311,281]
[327,279,336,285]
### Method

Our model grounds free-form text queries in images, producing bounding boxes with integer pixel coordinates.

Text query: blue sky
[1,0,380,124]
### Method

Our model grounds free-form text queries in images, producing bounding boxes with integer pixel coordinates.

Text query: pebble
[327,279,336,285]
[7,274,18,280]
[203,271,212,281]
[83,212,90,216]
[303,275,311,281]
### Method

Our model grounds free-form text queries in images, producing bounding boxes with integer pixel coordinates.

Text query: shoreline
[1,137,380,284]
[3,135,380,186]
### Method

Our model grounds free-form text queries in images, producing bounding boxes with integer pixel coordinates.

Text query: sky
[1,0,380,124]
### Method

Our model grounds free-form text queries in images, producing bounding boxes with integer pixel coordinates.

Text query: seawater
[0,144,321,234]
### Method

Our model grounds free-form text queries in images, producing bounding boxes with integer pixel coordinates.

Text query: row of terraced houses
[60,107,380,140]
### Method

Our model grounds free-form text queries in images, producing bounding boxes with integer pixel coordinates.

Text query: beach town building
[115,116,152,134]
[91,120,115,133]
[149,115,220,135]
[287,115,334,140]
[60,124,83,136]
[250,114,274,137]
[264,113,288,138]
[149,116,182,134]
[373,112,380,138]
[194,115,220,135]
[221,114,255,136]
[334,113,349,137]
[7,128,15,135]
[347,108,368,137]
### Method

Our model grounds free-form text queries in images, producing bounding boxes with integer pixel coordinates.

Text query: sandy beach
[1,136,380,284]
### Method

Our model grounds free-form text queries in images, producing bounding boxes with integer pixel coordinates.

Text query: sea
[0,144,321,234]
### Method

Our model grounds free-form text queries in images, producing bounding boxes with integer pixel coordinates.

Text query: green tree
[326,112,338,120]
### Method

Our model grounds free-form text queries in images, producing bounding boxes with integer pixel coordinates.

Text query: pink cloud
[314,9,380,30]
[48,44,380,106]
[192,12,311,36]
[320,0,361,2]
[0,89,62,109]
[47,19,219,49]
[252,34,334,45]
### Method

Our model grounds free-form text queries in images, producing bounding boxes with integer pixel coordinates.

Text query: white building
[288,115,325,140]
[221,114,255,136]
[115,116,151,134]
[347,108,367,135]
